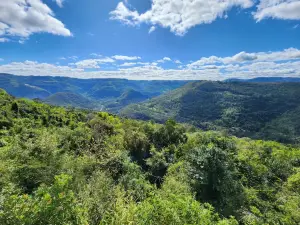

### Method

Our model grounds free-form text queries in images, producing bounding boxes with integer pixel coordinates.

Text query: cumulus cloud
[119,62,159,67]
[175,60,182,64]
[110,0,254,35]
[69,56,79,60]
[1,57,300,80]
[112,55,141,60]
[55,0,65,8]
[0,38,9,43]
[221,60,300,79]
[157,57,172,63]
[119,65,163,72]
[72,60,101,69]
[254,0,300,21]
[149,26,156,34]
[119,62,137,67]
[1,48,300,80]
[0,60,215,80]
[109,2,141,26]
[110,1,300,35]
[72,58,115,69]
[188,48,300,68]
[0,61,84,77]
[0,0,71,42]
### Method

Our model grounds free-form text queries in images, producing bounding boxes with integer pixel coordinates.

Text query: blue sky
[0,0,300,80]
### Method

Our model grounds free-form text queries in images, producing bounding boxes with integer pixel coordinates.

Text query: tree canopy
[0,89,299,224]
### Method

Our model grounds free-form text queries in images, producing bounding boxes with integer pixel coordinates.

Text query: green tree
[186,136,244,217]
[0,174,88,225]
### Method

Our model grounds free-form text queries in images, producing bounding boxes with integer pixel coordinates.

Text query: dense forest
[122,81,300,144]
[0,74,188,112]
[0,88,299,224]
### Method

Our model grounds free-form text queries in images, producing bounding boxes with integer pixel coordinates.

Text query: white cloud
[119,61,159,67]
[112,55,141,60]
[55,0,64,8]
[18,39,27,44]
[110,0,254,35]
[119,62,137,67]
[119,65,164,72]
[72,60,100,69]
[0,0,71,42]
[0,58,3,61]
[175,60,182,64]
[73,58,115,69]
[188,48,300,68]
[293,24,299,29]
[149,26,156,34]
[1,57,300,80]
[0,61,84,77]
[0,38,9,43]
[221,60,300,79]
[110,2,141,26]
[2,48,300,80]
[157,57,172,63]
[59,57,66,60]
[254,0,300,21]
[69,56,79,60]
[90,53,102,57]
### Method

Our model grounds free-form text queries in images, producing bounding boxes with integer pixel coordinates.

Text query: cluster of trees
[122,81,300,144]
[0,88,299,224]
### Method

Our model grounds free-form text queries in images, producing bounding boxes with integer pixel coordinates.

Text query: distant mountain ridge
[44,92,97,109]
[1,73,300,117]
[121,81,300,144]
[0,73,188,111]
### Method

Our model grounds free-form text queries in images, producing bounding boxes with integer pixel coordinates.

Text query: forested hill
[121,81,300,144]
[0,73,188,112]
[0,74,188,99]
[1,89,299,224]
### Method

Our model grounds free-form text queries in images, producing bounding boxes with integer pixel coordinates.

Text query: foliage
[0,89,299,224]
[185,133,244,217]
[0,174,88,225]
[122,81,300,144]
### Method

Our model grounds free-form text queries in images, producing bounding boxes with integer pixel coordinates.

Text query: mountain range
[1,73,300,144]
[0,73,188,111]
[121,81,300,144]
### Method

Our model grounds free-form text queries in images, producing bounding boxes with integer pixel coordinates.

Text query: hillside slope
[121,81,300,144]
[0,73,187,99]
[0,73,188,112]
[0,75,51,99]
[43,92,97,109]
[104,89,150,113]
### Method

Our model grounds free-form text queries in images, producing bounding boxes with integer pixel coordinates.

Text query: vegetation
[122,81,300,144]
[44,92,96,109]
[0,73,187,112]
[0,88,299,224]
